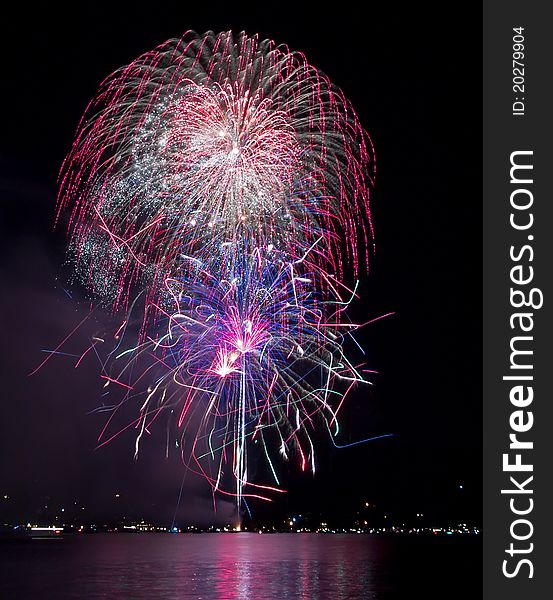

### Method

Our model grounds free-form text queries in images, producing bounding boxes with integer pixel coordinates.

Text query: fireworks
[57,30,376,506]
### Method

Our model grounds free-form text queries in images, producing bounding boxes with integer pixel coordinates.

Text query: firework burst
[100,242,365,500]
[56,30,376,506]
[57,30,374,315]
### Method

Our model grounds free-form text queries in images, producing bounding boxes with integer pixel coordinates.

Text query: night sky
[0,2,481,527]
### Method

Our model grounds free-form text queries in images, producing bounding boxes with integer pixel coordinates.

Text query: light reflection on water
[0,533,480,599]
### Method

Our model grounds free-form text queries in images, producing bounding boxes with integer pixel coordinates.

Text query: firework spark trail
[56,30,377,506]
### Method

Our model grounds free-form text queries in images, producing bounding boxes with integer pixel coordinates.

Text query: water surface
[0,533,481,599]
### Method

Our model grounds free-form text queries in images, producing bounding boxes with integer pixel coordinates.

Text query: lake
[0,533,481,599]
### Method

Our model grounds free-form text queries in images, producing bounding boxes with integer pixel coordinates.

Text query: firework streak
[57,31,376,505]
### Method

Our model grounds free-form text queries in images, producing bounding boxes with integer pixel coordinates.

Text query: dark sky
[0,2,481,527]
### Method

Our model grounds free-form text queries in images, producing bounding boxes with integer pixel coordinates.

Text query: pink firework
[57,30,375,317]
